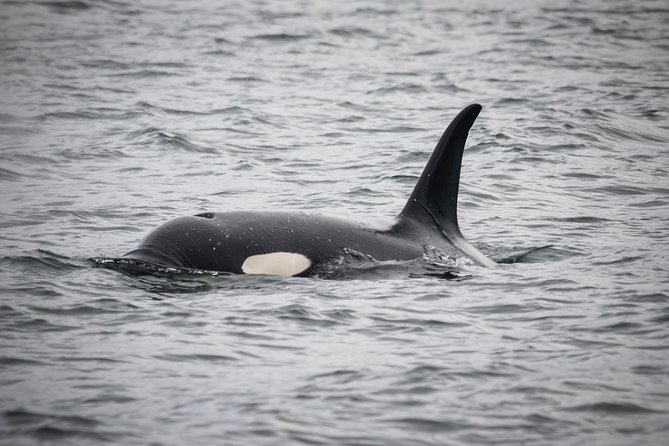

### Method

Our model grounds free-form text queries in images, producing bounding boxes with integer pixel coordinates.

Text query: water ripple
[563,402,665,415]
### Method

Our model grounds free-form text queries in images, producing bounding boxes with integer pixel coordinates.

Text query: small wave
[633,365,667,375]
[0,166,25,181]
[140,61,188,69]
[336,100,377,112]
[370,315,469,329]
[509,37,553,47]
[0,112,19,123]
[591,184,655,196]
[585,109,669,144]
[42,83,81,91]
[628,198,669,208]
[58,356,128,364]
[107,70,181,78]
[32,426,115,442]
[125,127,217,153]
[414,48,442,56]
[368,83,428,95]
[551,216,612,224]
[4,409,101,427]
[81,59,131,70]
[381,417,470,432]
[328,26,383,39]
[203,49,236,56]
[344,186,388,198]
[501,245,582,263]
[496,97,532,105]
[625,293,668,303]
[307,369,365,384]
[402,364,445,379]
[27,299,140,317]
[155,353,238,363]
[590,321,645,334]
[226,76,267,83]
[353,6,397,15]
[270,304,340,328]
[36,1,91,11]
[1,250,82,272]
[11,317,78,332]
[3,409,119,443]
[0,356,46,367]
[251,33,314,42]
[481,244,553,264]
[592,255,644,266]
[561,171,611,180]
[136,101,211,116]
[36,108,140,121]
[562,401,664,415]
[466,303,532,315]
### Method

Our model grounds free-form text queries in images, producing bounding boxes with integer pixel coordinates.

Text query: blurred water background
[1,0,668,444]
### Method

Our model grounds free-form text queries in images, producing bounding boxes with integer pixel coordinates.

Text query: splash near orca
[102,104,495,277]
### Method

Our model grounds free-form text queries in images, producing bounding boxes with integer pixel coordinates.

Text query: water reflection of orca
[121,104,495,276]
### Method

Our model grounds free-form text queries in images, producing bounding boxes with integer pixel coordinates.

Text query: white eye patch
[241,252,312,277]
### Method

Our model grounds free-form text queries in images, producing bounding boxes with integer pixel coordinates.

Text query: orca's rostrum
[121,104,496,276]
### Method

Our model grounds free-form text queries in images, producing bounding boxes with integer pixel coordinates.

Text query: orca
[120,104,495,276]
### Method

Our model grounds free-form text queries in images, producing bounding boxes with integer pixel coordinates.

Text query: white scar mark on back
[241,252,312,276]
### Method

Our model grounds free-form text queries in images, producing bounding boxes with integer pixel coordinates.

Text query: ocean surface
[1,0,668,444]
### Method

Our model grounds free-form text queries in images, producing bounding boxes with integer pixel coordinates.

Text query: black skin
[122,104,496,275]
[124,211,446,275]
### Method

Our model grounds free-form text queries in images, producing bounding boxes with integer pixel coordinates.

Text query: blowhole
[195,212,215,219]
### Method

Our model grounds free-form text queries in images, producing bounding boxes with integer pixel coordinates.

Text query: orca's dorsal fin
[397,103,482,239]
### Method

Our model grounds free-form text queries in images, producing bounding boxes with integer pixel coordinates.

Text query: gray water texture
[1,0,669,444]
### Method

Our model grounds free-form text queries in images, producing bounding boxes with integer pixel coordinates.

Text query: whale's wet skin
[98,105,496,278]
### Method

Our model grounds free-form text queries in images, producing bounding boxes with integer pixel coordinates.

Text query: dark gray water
[1,0,669,444]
